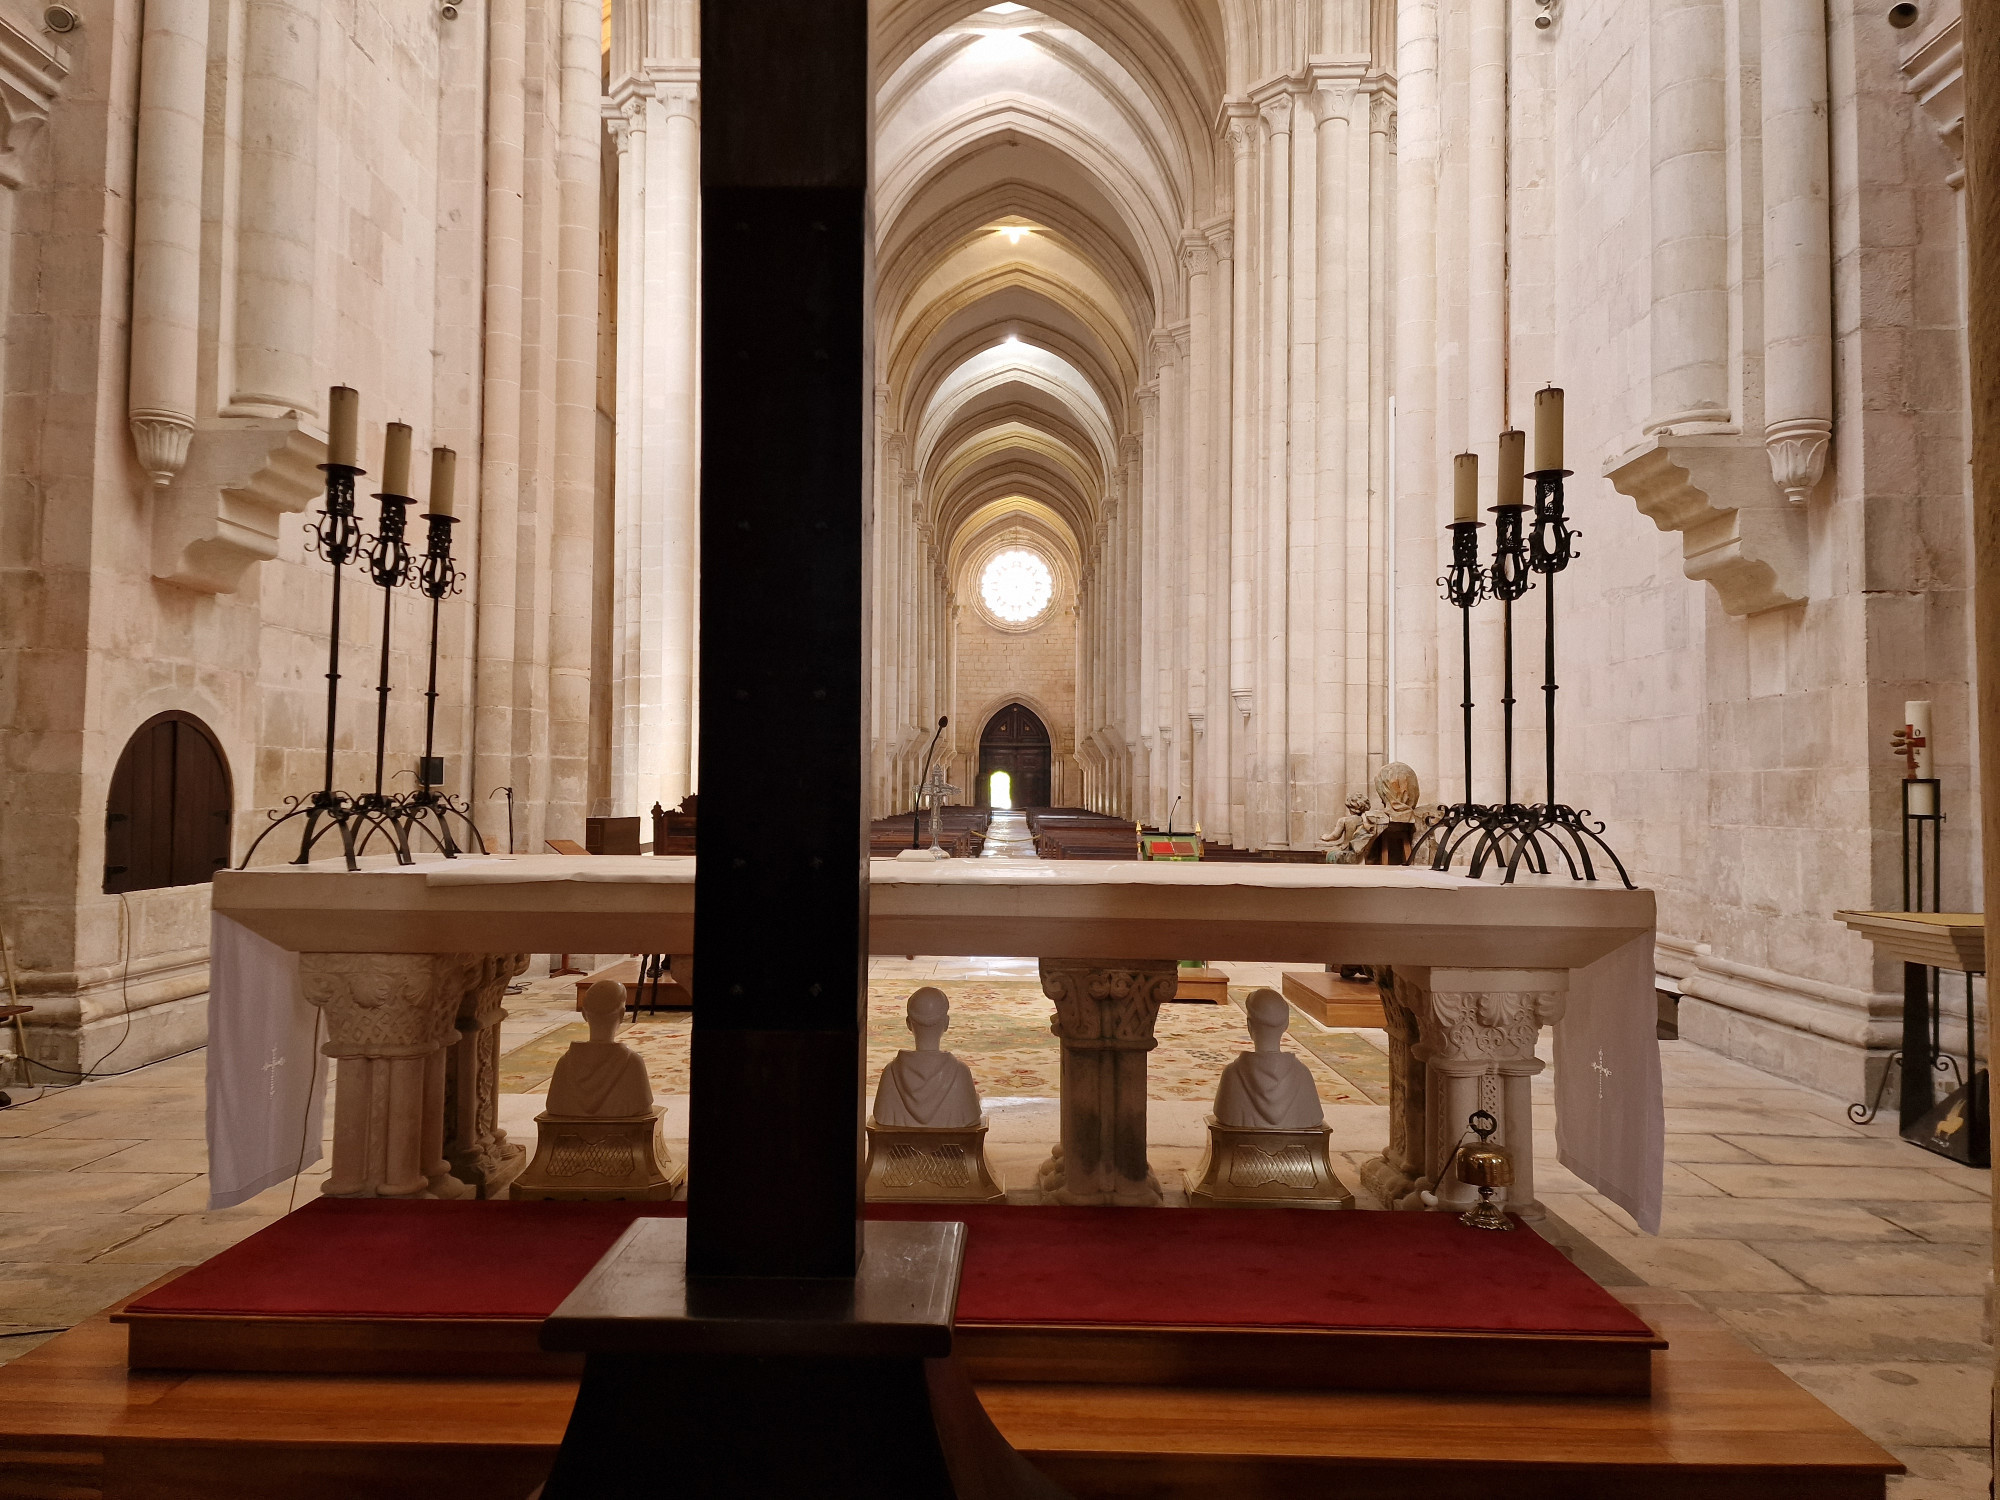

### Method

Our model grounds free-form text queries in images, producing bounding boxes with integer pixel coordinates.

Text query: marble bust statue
[872,986,981,1128]
[545,980,654,1118]
[1213,989,1325,1130]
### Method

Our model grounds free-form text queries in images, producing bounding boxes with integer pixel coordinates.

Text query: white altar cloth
[205,915,325,1210]
[207,855,1660,1221]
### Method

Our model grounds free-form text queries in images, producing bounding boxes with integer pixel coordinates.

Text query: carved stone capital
[300,953,469,1059]
[1258,93,1296,136]
[1764,418,1831,504]
[1180,235,1215,278]
[1040,958,1177,1049]
[129,414,194,488]
[1222,100,1259,160]
[1421,985,1566,1063]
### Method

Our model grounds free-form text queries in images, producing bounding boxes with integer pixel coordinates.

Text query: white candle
[1533,386,1564,473]
[1496,428,1526,506]
[428,447,457,518]
[327,386,360,468]
[1453,453,1479,524]
[381,423,412,497]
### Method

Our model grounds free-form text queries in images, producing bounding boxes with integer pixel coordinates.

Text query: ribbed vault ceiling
[875,0,1221,587]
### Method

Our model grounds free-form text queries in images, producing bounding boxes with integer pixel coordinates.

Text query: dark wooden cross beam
[537,4,1065,1492]
[686,0,874,1282]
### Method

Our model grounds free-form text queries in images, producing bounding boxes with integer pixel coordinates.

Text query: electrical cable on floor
[285,1007,328,1215]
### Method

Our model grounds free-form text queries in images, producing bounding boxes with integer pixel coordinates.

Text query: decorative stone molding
[0,17,65,191]
[1900,13,1964,185]
[443,954,531,1198]
[1232,687,1253,720]
[152,419,328,594]
[130,416,194,487]
[1763,417,1831,504]
[1604,434,1807,615]
[1035,957,1178,1206]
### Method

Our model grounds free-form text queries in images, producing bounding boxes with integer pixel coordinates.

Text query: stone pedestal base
[1359,965,1567,1222]
[1033,957,1179,1206]
[1184,1116,1353,1208]
[864,1120,1005,1203]
[512,1107,684,1201]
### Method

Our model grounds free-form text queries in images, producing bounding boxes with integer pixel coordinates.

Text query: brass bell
[1455,1109,1514,1231]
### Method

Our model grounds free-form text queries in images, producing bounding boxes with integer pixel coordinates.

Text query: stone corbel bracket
[1604,435,1808,615]
[153,419,329,594]
[0,18,67,190]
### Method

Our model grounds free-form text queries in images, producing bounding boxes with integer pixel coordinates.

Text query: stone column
[1648,0,1731,431]
[646,72,701,812]
[1205,218,1236,843]
[1035,958,1179,1205]
[1313,81,1354,820]
[1225,109,1258,843]
[611,100,644,813]
[475,0,527,829]
[300,954,479,1200]
[227,0,319,416]
[1359,966,1569,1220]
[1394,0,1441,794]
[444,955,531,1197]
[1760,0,1834,501]
[127,0,208,484]
[1258,92,1295,847]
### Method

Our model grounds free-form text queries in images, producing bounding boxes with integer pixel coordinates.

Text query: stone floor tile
[1751,1240,1991,1297]
[0,1169,199,1214]
[1701,1292,1990,1362]
[0,1136,140,1171]
[118,1176,215,1215]
[1663,1106,1868,1137]
[1857,1201,1996,1245]
[47,1106,210,1141]
[0,1212,173,1263]
[1662,1132,1761,1163]
[1778,1361,1992,1449]
[0,1098,104,1138]
[0,1262,172,1324]
[1923,1162,1991,1198]
[1597,1237,1808,1293]
[1682,1163,1983,1201]
[1536,1192,1637,1241]
[1652,1197,1916,1242]
[85,1138,211,1174]
[1720,1135,1947,1168]
[1886,1445,1993,1500]
[93,1212,281,1265]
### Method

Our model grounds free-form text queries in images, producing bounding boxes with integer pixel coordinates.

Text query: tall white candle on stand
[1905,700,1935,816]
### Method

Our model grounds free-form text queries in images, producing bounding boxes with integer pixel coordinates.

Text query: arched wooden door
[104,712,233,894]
[977,703,1051,809]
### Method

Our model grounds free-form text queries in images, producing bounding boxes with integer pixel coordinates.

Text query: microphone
[1167,795,1182,835]
[913,716,951,848]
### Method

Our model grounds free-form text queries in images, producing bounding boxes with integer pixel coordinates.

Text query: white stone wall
[0,0,606,1080]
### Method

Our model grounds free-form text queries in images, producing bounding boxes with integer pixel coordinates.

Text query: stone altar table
[211,856,1655,1215]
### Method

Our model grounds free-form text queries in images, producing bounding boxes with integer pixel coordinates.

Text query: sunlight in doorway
[989,770,1013,808]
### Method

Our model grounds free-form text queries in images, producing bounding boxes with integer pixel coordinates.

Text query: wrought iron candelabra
[396,507,486,858]
[239,454,374,871]
[1420,394,1633,887]
[353,477,416,863]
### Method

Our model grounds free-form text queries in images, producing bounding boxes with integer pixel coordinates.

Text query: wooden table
[211,857,1654,1211]
[0,1287,1897,1499]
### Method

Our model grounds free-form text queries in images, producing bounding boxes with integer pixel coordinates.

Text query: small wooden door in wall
[104,713,233,894]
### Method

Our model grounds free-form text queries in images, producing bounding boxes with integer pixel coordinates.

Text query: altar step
[0,1286,1900,1500]
[115,1198,1661,1397]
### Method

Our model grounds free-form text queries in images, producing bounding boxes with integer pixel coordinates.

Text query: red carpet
[127,1198,1652,1339]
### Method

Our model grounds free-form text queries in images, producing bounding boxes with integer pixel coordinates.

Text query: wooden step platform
[1283,968,1387,1027]
[0,1287,1898,1500]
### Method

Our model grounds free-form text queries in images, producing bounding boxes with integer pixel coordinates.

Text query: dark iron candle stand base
[393,511,486,859]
